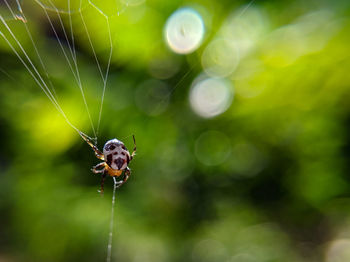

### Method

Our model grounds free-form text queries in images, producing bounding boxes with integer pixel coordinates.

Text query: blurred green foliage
[1,0,350,261]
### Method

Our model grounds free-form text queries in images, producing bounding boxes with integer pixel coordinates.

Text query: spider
[80,132,136,193]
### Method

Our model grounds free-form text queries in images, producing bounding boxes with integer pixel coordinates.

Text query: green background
[1,0,350,261]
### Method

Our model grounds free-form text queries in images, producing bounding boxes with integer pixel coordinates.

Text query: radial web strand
[0,0,118,144]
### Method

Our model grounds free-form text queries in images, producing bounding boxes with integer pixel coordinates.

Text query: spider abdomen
[103,139,130,171]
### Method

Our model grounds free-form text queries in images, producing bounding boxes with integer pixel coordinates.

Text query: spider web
[0,1,126,261]
[0,0,127,144]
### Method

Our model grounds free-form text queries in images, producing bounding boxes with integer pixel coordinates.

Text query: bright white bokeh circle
[190,76,234,118]
[164,8,205,54]
[326,239,350,262]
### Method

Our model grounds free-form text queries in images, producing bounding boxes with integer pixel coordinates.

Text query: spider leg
[79,131,104,160]
[91,162,106,174]
[115,167,131,189]
[91,163,107,194]
[99,172,107,194]
[130,135,136,160]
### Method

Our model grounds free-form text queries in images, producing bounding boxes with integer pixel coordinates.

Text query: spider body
[103,139,130,172]
[80,133,136,193]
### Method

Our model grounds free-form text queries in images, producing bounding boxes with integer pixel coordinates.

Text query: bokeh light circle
[190,76,234,118]
[325,239,350,262]
[201,38,240,77]
[164,8,205,54]
[195,130,231,166]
